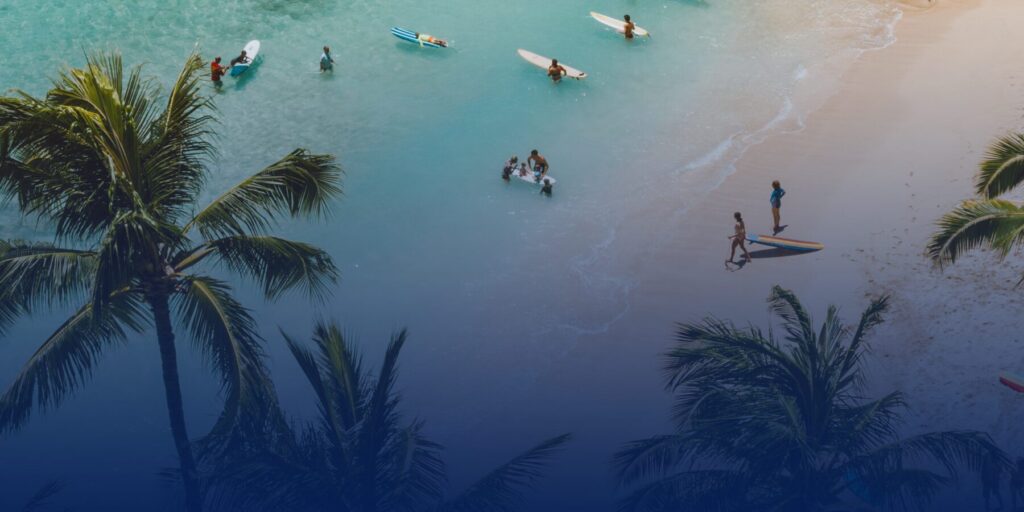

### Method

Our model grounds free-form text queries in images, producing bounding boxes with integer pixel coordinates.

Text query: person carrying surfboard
[210,57,227,87]
[320,46,334,72]
[528,150,549,181]
[623,15,636,39]
[728,212,751,263]
[547,59,567,83]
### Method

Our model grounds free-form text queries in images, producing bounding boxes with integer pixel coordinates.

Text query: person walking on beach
[623,15,636,40]
[210,57,227,87]
[548,59,567,83]
[729,212,751,263]
[320,46,334,72]
[770,180,786,233]
[528,150,549,181]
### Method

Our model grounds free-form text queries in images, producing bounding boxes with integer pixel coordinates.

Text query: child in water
[320,46,334,72]
[502,156,518,181]
[540,179,553,196]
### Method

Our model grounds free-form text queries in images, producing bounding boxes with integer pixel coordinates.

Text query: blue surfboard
[391,27,446,48]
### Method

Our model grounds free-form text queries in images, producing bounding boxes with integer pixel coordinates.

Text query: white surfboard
[590,12,650,37]
[230,40,260,77]
[516,49,587,80]
[513,169,556,185]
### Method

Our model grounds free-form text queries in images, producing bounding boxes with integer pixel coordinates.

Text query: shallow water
[0,0,904,509]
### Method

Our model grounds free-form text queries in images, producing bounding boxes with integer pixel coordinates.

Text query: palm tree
[614,286,1006,512]
[929,133,1024,277]
[0,52,341,512]
[209,321,572,512]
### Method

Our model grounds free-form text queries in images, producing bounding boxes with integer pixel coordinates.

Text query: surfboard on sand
[590,12,650,37]
[1000,373,1024,393]
[517,49,587,80]
[746,234,824,252]
[230,40,260,77]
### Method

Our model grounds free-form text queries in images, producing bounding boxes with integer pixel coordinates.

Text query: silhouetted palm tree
[929,133,1024,279]
[0,52,341,512]
[614,286,1005,512]
[209,322,572,512]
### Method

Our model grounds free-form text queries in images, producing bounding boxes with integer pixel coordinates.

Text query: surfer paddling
[528,150,549,181]
[415,33,448,47]
[728,212,751,264]
[547,59,567,83]
[623,15,636,39]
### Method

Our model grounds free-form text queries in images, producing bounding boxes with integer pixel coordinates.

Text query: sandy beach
[481,0,1024,508]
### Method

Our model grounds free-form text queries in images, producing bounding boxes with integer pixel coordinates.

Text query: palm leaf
[21,480,65,512]
[927,199,1024,267]
[0,290,146,433]
[0,241,97,331]
[185,150,341,239]
[444,433,572,512]
[172,275,270,449]
[976,133,1024,198]
[175,235,338,301]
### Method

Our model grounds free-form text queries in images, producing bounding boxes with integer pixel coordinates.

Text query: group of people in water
[502,150,553,196]
[209,50,254,87]
[728,180,786,264]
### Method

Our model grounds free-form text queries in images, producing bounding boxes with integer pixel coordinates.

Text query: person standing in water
[540,179,553,196]
[547,59,567,83]
[528,150,549,181]
[623,15,636,40]
[770,180,786,233]
[729,212,751,263]
[210,57,227,87]
[320,46,334,72]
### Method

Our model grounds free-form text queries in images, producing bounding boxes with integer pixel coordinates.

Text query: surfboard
[229,40,260,77]
[517,49,587,80]
[391,27,447,48]
[746,234,824,252]
[511,169,556,185]
[590,12,650,37]
[999,373,1024,393]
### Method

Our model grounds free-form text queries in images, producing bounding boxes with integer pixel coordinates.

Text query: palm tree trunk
[149,289,203,512]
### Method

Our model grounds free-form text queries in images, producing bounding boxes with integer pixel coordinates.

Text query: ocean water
[0,0,904,509]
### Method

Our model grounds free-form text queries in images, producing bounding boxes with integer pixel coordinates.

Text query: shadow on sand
[750,248,810,259]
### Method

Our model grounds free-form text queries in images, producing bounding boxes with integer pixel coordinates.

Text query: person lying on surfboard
[415,33,448,47]
[623,15,636,39]
[229,50,250,68]
[528,150,549,181]
[547,59,567,82]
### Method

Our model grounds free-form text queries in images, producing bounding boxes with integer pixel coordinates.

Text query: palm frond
[927,199,1024,266]
[175,235,338,301]
[185,150,341,239]
[768,285,816,346]
[142,51,215,222]
[379,421,447,511]
[21,480,65,512]
[0,290,146,433]
[173,275,270,449]
[616,469,748,512]
[612,435,690,486]
[0,241,97,331]
[444,433,572,512]
[976,133,1024,198]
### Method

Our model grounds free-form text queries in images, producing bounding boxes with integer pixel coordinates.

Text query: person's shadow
[724,258,749,271]
[773,224,788,235]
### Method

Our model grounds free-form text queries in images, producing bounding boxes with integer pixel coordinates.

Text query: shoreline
[493,0,1024,508]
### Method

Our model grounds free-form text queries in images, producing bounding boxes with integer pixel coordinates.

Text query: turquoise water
[0,0,903,509]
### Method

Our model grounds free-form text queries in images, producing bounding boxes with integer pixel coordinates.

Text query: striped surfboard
[747,234,824,252]
[999,373,1024,393]
[391,27,445,48]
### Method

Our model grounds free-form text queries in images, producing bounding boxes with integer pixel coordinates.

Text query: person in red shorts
[210,57,226,87]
